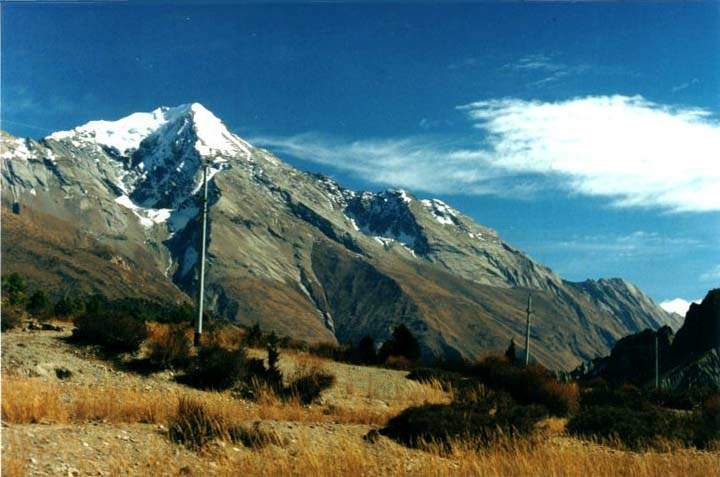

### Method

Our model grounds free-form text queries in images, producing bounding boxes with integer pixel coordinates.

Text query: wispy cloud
[254,95,720,213]
[502,53,591,88]
[538,231,703,258]
[671,78,700,93]
[700,265,720,283]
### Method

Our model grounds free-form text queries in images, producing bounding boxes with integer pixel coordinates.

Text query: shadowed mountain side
[1,207,186,303]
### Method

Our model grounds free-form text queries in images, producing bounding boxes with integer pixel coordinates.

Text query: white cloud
[461,95,720,212]
[255,95,720,213]
[659,298,700,316]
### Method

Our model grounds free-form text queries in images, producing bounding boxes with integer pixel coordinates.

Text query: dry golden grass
[5,427,715,477]
[0,375,447,427]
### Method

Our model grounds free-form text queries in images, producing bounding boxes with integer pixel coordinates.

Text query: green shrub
[378,324,421,363]
[185,344,249,390]
[380,392,546,450]
[72,308,148,352]
[2,273,27,305]
[353,336,378,364]
[54,295,85,317]
[567,403,697,450]
[471,357,579,416]
[695,394,720,448]
[26,290,51,318]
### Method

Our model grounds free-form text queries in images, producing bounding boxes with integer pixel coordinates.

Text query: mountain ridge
[0,103,677,369]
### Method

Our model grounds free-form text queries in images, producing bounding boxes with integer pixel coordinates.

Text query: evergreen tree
[505,338,518,364]
[379,324,421,362]
[2,273,27,305]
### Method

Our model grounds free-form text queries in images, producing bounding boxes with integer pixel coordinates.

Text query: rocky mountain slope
[0,103,676,369]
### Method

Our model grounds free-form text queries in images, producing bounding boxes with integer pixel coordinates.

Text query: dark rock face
[661,348,720,391]
[604,326,674,384]
[670,289,720,367]
[574,289,720,391]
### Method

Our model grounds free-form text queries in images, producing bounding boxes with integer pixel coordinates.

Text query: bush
[567,403,697,450]
[695,394,720,448]
[72,308,148,353]
[287,365,336,404]
[378,324,421,363]
[1,303,26,331]
[185,344,249,390]
[54,295,85,317]
[353,336,378,364]
[384,355,413,370]
[471,357,579,416]
[26,290,51,319]
[406,367,462,392]
[148,324,193,369]
[308,342,350,362]
[168,398,281,450]
[2,273,27,305]
[380,392,546,450]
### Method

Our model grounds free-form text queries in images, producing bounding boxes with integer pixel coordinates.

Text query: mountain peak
[46,103,252,159]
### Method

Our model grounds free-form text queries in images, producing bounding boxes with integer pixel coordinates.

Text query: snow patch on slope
[114,195,172,228]
[421,199,457,225]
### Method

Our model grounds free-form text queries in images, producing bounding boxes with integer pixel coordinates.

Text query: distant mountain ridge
[0,103,677,369]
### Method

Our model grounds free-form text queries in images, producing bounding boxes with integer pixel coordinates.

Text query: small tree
[505,339,518,365]
[27,290,51,318]
[265,332,283,391]
[379,324,421,363]
[355,336,377,364]
[2,273,27,305]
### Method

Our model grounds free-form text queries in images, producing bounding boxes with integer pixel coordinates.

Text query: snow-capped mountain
[0,103,676,369]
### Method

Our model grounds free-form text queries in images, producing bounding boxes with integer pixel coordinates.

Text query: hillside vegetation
[1,284,718,476]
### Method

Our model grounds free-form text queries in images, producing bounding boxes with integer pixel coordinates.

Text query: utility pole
[194,163,210,347]
[524,293,532,366]
[654,333,660,389]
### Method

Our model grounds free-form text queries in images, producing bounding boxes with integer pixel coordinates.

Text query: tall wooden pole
[524,293,532,366]
[654,334,660,389]
[194,163,209,347]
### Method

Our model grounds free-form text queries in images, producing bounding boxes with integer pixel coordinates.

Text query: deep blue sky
[3,2,719,305]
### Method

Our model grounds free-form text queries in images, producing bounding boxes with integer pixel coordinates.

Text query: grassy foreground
[2,374,718,477]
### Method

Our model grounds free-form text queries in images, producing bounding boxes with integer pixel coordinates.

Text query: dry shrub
[184,344,250,390]
[205,324,246,350]
[147,323,193,369]
[384,355,413,370]
[472,357,579,416]
[286,362,336,404]
[380,392,546,451]
[168,397,281,450]
[1,303,26,331]
[307,342,349,362]
[72,310,148,353]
